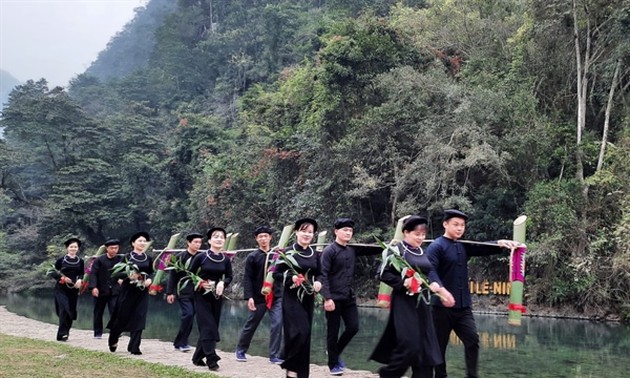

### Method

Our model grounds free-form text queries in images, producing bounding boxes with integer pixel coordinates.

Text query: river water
[1,292,628,377]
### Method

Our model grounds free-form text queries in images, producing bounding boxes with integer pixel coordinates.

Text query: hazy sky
[0,0,149,88]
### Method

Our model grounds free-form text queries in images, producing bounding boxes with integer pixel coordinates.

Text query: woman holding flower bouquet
[370,216,455,378]
[273,218,322,378]
[190,227,233,371]
[48,237,85,341]
[107,231,154,355]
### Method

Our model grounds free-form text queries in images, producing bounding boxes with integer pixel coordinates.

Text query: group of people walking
[49,209,520,378]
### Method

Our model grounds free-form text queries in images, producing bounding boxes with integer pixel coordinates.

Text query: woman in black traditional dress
[273,218,322,378]
[369,216,455,378]
[48,237,85,341]
[107,231,154,355]
[190,227,233,371]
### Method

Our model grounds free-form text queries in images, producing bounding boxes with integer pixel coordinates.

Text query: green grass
[0,334,218,378]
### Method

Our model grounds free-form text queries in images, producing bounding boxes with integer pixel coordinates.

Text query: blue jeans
[236,298,283,359]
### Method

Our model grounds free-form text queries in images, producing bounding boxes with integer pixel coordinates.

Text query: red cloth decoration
[265,292,274,310]
[508,303,527,313]
[149,284,163,293]
[80,280,89,294]
[408,276,420,293]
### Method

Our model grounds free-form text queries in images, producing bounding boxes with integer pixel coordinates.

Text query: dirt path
[0,306,377,378]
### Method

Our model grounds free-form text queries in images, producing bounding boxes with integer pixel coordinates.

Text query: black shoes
[130,351,142,355]
[192,358,219,371]
[109,343,117,352]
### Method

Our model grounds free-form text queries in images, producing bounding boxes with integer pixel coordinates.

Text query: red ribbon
[265,292,274,310]
[149,284,163,293]
[80,281,89,294]
[509,303,527,313]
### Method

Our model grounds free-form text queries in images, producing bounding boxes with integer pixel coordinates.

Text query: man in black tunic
[88,238,123,339]
[319,218,380,375]
[427,209,520,378]
[166,232,203,352]
[235,225,284,364]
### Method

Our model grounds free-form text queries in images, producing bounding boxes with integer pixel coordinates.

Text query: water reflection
[2,292,629,377]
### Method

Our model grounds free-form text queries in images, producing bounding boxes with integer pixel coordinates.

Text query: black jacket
[88,254,123,297]
[166,250,198,298]
[243,248,283,304]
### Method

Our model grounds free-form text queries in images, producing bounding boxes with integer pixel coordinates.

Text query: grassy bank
[0,334,216,378]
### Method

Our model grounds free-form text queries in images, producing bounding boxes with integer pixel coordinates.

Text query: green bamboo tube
[316,231,328,251]
[508,215,527,326]
[277,224,295,249]
[228,232,232,251]
[377,215,412,308]
[165,233,181,250]
[393,215,411,244]
[227,233,239,251]
[261,224,294,296]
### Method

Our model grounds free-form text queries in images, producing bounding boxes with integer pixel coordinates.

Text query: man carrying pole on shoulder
[427,209,521,378]
[166,232,203,352]
[235,226,284,364]
[89,238,123,339]
[319,218,381,376]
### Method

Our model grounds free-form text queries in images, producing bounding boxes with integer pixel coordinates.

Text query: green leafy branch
[111,259,149,290]
[375,237,434,305]
[275,250,323,305]
[166,256,230,300]
[46,263,77,289]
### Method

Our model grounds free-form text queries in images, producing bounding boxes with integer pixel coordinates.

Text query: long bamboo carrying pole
[508,215,528,326]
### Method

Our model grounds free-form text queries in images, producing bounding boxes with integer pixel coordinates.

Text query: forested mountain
[1,0,629,321]
[0,70,21,109]
[84,0,178,81]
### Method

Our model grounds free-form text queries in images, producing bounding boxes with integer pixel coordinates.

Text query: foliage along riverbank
[1,0,629,322]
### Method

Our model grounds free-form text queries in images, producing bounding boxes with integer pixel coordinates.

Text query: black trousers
[173,297,195,348]
[325,299,359,368]
[432,306,479,378]
[57,312,73,340]
[192,339,219,367]
[128,330,143,353]
[379,363,433,378]
[108,330,143,354]
[93,294,117,336]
